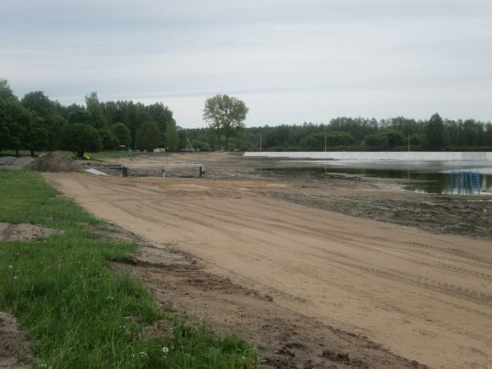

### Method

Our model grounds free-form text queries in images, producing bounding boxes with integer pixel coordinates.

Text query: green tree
[364,133,389,150]
[0,79,17,152]
[299,132,325,151]
[445,119,461,147]
[146,102,175,134]
[23,113,49,156]
[165,120,179,152]
[364,129,404,150]
[135,121,161,152]
[111,122,132,147]
[98,128,117,150]
[461,119,480,146]
[325,132,356,147]
[0,98,32,155]
[123,101,138,147]
[329,117,377,140]
[381,129,404,148]
[424,113,447,150]
[85,92,108,129]
[485,123,492,148]
[0,116,9,153]
[387,116,419,138]
[21,91,63,151]
[409,133,421,148]
[0,79,15,100]
[203,94,248,150]
[67,104,93,125]
[60,123,102,158]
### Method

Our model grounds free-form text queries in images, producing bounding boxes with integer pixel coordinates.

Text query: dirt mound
[0,156,37,170]
[27,152,81,173]
[0,223,58,241]
[0,311,31,369]
[0,157,16,166]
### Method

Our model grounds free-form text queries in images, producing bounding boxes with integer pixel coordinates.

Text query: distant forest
[1,79,491,156]
[187,114,492,152]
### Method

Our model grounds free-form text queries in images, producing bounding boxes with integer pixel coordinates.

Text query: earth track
[44,170,492,369]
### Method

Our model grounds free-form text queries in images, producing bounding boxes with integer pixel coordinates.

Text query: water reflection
[311,160,492,194]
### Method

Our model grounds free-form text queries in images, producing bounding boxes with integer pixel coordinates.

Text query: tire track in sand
[44,174,492,369]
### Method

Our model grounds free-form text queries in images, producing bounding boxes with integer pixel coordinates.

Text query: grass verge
[0,168,259,369]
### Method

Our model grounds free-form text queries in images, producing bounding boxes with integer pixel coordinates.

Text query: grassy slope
[0,169,258,369]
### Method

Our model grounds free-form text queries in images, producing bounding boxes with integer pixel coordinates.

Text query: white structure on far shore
[244,152,492,161]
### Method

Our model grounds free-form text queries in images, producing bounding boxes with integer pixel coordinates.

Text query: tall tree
[485,123,492,148]
[0,79,17,152]
[203,95,248,150]
[23,113,49,156]
[66,104,93,125]
[85,92,108,129]
[111,122,132,147]
[0,79,15,100]
[135,121,161,152]
[123,101,138,147]
[461,119,480,146]
[146,102,175,134]
[0,98,33,155]
[21,91,62,151]
[98,128,117,150]
[425,113,447,150]
[59,123,102,158]
[388,116,419,138]
[165,120,179,152]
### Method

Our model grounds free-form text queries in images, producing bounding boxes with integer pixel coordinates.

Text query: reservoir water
[318,160,492,194]
[279,160,492,194]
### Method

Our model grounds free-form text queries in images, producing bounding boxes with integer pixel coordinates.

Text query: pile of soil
[0,156,36,169]
[0,223,58,242]
[0,157,16,166]
[27,152,81,173]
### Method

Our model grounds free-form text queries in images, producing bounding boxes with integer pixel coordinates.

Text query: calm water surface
[302,160,492,194]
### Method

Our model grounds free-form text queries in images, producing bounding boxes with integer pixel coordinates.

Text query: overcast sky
[1,0,491,128]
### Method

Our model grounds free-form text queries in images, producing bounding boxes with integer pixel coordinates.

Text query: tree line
[1,78,491,156]
[0,79,179,157]
[188,114,492,152]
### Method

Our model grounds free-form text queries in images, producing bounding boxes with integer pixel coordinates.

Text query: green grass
[0,168,259,369]
[0,150,33,157]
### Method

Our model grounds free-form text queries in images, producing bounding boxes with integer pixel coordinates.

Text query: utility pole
[259,134,262,152]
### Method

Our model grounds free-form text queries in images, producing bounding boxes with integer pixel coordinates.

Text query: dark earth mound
[27,152,81,173]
